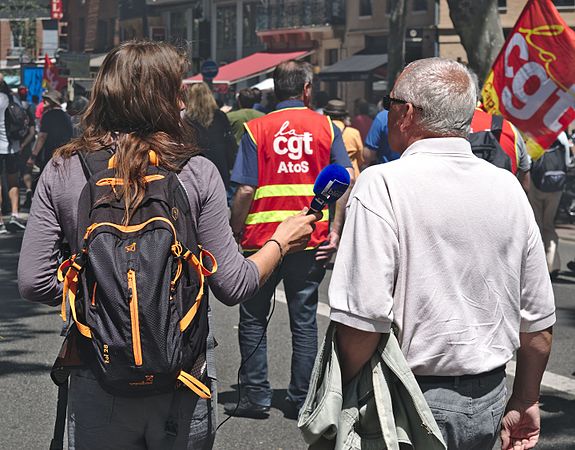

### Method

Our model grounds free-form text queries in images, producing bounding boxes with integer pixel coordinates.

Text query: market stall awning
[185,50,312,85]
[90,54,108,68]
[251,78,274,91]
[319,54,388,81]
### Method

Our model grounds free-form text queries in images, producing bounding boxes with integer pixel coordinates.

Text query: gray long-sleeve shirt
[18,154,259,306]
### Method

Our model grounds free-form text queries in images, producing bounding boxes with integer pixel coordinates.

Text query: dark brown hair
[57,40,197,223]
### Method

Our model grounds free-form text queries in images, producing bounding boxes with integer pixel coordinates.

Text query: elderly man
[330,58,555,449]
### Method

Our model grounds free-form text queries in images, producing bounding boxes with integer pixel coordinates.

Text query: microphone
[308,164,351,214]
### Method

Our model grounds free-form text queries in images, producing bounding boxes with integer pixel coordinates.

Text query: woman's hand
[271,208,322,255]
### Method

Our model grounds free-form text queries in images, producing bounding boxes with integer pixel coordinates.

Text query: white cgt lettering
[504,33,529,78]
[502,62,556,120]
[543,85,575,132]
[502,31,575,127]
[273,121,314,160]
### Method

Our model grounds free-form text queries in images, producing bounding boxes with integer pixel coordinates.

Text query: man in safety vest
[228,60,354,419]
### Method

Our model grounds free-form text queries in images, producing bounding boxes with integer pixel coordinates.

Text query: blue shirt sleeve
[330,124,352,168]
[364,111,386,151]
[230,132,258,186]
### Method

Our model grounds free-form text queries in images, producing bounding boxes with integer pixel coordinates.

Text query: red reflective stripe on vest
[242,108,332,249]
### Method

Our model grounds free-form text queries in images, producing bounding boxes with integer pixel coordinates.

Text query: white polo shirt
[329,137,556,376]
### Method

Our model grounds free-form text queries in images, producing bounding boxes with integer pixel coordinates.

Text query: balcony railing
[256,0,345,32]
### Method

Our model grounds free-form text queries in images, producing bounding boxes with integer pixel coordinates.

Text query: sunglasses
[382,95,423,111]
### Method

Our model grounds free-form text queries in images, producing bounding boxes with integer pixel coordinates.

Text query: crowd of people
[0,74,87,234]
[5,39,573,450]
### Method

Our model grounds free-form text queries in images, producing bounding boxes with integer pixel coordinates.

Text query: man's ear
[303,83,312,105]
[399,104,416,133]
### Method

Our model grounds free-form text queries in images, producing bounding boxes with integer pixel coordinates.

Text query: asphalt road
[1,231,575,450]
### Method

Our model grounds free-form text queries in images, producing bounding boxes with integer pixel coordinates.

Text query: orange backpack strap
[57,254,92,339]
[107,150,159,169]
[179,248,218,332]
[177,370,211,398]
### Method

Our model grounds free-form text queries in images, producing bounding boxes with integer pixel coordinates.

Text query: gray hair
[393,58,477,137]
[273,60,314,102]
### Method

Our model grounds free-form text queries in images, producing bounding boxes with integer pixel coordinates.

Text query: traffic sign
[200,60,219,80]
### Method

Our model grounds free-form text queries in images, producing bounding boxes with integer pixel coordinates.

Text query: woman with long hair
[183,82,237,200]
[18,41,318,450]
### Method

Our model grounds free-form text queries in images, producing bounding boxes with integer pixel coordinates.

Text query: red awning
[185,50,312,85]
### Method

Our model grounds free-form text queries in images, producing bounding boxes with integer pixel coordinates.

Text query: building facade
[336,0,437,107]
[209,0,344,70]
[0,0,57,69]
[64,0,119,54]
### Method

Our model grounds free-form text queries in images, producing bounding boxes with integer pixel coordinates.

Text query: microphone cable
[216,264,281,431]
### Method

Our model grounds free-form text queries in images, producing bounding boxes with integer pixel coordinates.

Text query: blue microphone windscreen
[313,164,351,204]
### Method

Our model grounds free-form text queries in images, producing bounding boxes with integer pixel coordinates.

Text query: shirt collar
[401,137,473,159]
[276,99,305,110]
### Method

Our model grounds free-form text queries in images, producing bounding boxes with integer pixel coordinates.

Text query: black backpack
[4,94,30,141]
[53,149,217,398]
[531,142,567,192]
[469,115,513,172]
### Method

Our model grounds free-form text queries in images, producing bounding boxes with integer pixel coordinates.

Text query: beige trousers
[528,183,562,273]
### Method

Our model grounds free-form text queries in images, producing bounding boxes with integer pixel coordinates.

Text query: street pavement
[1,226,575,449]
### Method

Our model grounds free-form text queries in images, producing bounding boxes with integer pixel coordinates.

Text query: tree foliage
[447,0,504,83]
[0,0,48,19]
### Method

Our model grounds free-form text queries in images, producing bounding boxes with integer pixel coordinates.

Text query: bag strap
[49,382,68,450]
[164,389,183,446]
[77,151,93,181]
[490,115,504,142]
[77,148,115,181]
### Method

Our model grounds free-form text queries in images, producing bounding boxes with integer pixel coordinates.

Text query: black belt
[415,365,506,384]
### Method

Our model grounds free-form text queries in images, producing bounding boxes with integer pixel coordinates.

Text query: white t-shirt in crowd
[0,92,21,155]
[329,137,556,377]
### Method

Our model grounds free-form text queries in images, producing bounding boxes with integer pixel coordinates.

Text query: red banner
[51,0,63,20]
[42,54,66,91]
[482,0,575,157]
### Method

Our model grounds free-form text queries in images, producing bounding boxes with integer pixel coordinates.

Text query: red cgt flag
[482,0,575,158]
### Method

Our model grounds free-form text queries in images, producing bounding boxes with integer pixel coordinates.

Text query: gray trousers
[417,369,507,450]
[67,369,217,450]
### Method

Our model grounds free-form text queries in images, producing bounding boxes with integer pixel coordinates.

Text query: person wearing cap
[323,99,364,178]
[28,90,73,171]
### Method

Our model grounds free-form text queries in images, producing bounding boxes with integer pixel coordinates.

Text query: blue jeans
[417,369,507,450]
[238,250,326,408]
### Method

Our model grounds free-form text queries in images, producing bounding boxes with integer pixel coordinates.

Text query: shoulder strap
[49,382,68,450]
[77,151,93,181]
[490,115,504,142]
[77,148,115,181]
[177,156,193,173]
